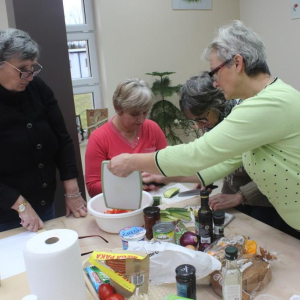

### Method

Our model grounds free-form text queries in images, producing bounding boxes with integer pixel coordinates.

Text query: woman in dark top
[0,28,87,232]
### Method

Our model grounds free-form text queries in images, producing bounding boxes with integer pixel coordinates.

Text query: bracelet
[64,191,81,198]
[237,190,246,206]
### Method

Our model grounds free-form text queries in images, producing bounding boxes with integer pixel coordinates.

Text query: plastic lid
[175,264,196,278]
[101,160,142,210]
[143,206,160,215]
[225,245,238,260]
[213,210,225,218]
[119,226,146,240]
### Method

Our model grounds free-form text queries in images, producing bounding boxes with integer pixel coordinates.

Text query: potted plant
[146,71,200,145]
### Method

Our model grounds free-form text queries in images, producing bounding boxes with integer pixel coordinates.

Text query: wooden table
[1,197,300,300]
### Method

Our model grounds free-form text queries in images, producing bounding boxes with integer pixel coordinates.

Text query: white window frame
[73,85,100,109]
[65,0,94,32]
[64,0,102,110]
[66,32,99,86]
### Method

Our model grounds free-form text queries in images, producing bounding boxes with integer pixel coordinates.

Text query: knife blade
[177,185,218,197]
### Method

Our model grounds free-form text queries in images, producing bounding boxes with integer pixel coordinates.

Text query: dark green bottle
[198,190,213,251]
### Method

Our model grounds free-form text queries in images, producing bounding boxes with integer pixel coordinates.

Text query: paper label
[92,251,145,260]
[88,257,136,292]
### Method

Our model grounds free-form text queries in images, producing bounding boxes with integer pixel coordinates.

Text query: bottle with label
[213,210,225,241]
[175,264,196,300]
[198,190,213,251]
[222,246,242,300]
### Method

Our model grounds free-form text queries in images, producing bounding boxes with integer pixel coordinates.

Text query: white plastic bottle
[222,246,242,300]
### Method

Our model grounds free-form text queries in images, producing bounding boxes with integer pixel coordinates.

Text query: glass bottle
[175,264,196,300]
[143,206,160,240]
[198,190,213,251]
[222,246,242,300]
[213,210,225,241]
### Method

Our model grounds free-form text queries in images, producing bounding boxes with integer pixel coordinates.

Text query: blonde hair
[113,78,153,113]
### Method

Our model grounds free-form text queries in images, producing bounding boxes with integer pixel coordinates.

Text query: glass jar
[143,206,160,240]
[175,264,196,300]
[213,210,225,241]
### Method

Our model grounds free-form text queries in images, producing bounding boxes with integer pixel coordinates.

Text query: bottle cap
[143,206,160,215]
[175,264,196,279]
[213,210,225,219]
[200,190,209,197]
[225,245,238,260]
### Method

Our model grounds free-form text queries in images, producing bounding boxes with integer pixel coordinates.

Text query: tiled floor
[79,140,223,201]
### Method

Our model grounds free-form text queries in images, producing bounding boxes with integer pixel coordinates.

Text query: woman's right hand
[142,172,169,190]
[12,196,44,232]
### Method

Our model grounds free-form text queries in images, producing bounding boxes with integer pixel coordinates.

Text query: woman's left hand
[209,193,243,211]
[65,195,87,218]
[63,178,87,218]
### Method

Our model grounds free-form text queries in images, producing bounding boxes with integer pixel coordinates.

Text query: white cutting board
[102,161,142,210]
[149,183,193,204]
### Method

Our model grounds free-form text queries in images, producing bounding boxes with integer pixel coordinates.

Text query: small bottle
[175,264,196,300]
[143,206,160,240]
[222,246,242,300]
[198,190,213,251]
[213,210,225,241]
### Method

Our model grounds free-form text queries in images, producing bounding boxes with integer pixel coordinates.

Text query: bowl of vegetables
[87,191,153,233]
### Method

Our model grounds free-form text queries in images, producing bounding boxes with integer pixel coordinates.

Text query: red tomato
[98,283,115,300]
[106,294,125,300]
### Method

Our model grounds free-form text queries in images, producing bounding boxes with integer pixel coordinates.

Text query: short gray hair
[0,28,40,68]
[180,71,227,117]
[113,78,154,113]
[203,20,270,76]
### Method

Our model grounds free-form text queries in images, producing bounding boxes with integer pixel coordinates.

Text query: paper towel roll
[23,229,87,300]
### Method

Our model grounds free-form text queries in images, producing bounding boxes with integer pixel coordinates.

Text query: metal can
[153,222,175,243]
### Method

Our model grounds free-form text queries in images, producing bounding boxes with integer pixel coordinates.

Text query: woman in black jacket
[0,28,87,232]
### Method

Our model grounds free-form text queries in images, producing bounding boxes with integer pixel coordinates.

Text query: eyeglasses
[189,109,210,123]
[4,61,43,79]
[208,57,233,80]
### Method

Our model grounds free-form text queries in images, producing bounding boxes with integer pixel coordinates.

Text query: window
[63,0,101,138]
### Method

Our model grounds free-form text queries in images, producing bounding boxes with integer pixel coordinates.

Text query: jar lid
[119,226,146,240]
[225,245,238,260]
[143,206,160,215]
[213,210,225,218]
[175,264,196,279]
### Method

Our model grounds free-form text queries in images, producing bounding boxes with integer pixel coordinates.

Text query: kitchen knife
[177,185,218,197]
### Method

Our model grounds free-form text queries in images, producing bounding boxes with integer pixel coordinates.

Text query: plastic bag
[204,234,246,264]
[127,241,221,285]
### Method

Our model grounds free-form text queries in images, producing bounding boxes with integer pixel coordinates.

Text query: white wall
[0,0,8,29]
[240,0,300,91]
[94,0,240,116]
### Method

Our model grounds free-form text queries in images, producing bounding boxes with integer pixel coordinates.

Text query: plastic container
[87,191,153,233]
[119,226,146,250]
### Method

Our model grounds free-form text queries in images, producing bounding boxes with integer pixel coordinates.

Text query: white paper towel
[23,229,87,300]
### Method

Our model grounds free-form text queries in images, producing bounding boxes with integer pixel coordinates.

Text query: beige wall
[94,0,240,116]
[240,0,300,91]
[0,0,8,28]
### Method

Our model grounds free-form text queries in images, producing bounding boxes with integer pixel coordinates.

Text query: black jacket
[0,77,78,223]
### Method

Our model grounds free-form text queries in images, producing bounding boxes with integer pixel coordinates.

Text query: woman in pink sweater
[85,78,168,197]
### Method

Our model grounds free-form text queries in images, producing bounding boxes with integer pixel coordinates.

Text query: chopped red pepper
[104,209,132,214]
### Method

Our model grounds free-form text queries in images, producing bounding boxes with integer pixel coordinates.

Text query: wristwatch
[17,200,27,213]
